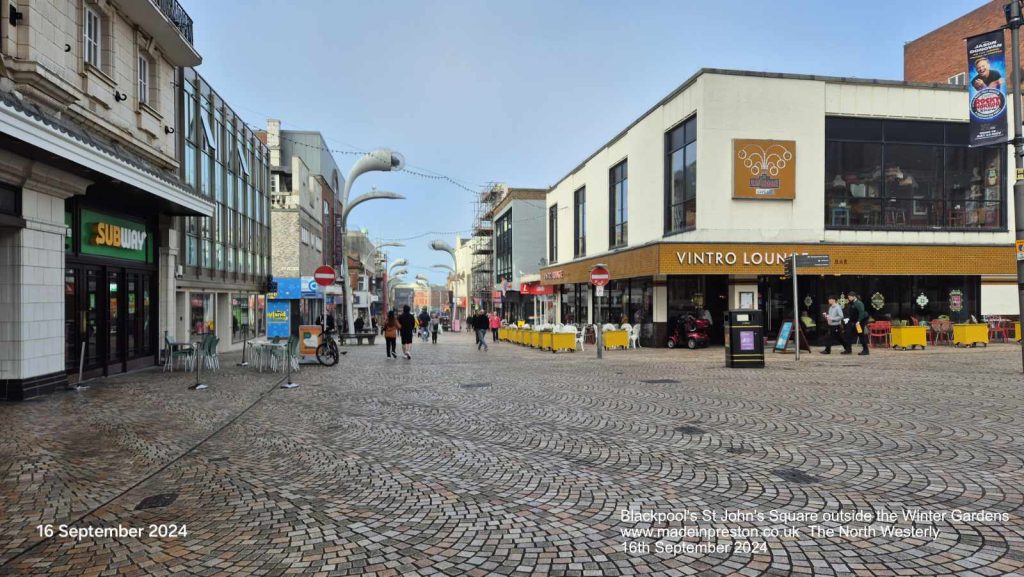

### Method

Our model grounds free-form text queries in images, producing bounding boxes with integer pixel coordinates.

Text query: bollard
[281,339,298,389]
[189,341,207,390]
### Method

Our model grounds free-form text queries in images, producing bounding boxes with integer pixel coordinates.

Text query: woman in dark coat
[397,305,416,359]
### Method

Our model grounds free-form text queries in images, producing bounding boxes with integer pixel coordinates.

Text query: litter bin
[725,309,764,368]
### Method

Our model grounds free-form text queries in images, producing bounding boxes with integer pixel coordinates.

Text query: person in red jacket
[489,312,501,342]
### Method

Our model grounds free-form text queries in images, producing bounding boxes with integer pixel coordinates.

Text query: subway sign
[79,209,152,262]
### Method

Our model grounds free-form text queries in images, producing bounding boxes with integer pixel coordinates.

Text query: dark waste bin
[725,309,764,368]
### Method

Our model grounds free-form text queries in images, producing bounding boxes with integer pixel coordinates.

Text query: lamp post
[1005,0,1024,372]
[340,149,405,334]
[432,264,455,322]
[430,240,464,329]
[387,269,407,310]
[369,242,404,316]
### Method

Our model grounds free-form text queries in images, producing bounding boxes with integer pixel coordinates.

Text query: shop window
[232,294,251,343]
[665,116,697,234]
[0,183,18,215]
[190,293,214,336]
[573,187,586,257]
[825,117,1004,230]
[609,160,628,248]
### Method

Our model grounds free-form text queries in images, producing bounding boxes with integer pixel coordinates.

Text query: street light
[430,239,463,328]
[389,259,408,275]
[368,242,404,316]
[340,149,405,334]
[387,269,407,309]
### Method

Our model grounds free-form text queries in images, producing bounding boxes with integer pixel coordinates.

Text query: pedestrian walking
[418,307,431,342]
[398,305,416,359]
[371,317,378,334]
[489,312,500,342]
[845,291,870,356]
[472,310,489,351]
[820,295,850,354]
[429,312,440,344]
[383,310,399,359]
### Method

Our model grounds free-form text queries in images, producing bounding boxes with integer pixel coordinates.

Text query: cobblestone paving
[1,334,1023,576]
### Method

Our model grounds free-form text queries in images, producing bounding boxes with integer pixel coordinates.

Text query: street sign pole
[1008,0,1024,373]
[591,264,610,360]
[792,254,800,361]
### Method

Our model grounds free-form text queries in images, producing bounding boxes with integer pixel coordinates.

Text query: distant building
[904,1,1019,85]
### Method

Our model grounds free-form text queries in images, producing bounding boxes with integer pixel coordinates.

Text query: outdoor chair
[868,321,891,348]
[929,319,950,345]
[203,336,220,370]
[628,324,641,349]
[164,334,194,372]
[989,319,1011,342]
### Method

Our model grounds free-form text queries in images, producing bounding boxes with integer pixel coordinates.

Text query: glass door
[107,269,122,366]
[84,267,101,370]
[65,268,79,372]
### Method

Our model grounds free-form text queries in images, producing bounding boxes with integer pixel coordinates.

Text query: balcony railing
[156,0,194,44]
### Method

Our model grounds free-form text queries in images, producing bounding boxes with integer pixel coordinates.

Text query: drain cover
[674,425,707,435]
[725,446,750,454]
[642,379,680,384]
[772,468,820,484]
[459,382,492,389]
[134,493,178,510]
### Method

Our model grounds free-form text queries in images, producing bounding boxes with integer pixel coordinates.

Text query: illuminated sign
[92,222,148,251]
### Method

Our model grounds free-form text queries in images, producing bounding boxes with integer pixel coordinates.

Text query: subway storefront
[65,203,158,378]
[542,242,1015,346]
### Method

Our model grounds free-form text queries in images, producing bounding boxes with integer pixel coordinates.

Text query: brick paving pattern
[1,334,1022,576]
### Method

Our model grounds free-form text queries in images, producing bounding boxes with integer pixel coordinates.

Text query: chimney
[267,119,281,166]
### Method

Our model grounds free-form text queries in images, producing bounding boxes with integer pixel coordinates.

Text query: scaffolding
[470,182,505,310]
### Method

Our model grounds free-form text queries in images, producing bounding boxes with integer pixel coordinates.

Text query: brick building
[904,0,1021,85]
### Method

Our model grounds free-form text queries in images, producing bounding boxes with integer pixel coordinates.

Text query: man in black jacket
[472,310,489,351]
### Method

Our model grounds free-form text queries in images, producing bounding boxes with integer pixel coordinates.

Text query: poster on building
[267,300,291,338]
[966,30,1008,147]
[732,139,796,199]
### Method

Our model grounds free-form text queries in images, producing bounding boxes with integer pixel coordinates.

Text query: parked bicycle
[316,326,341,366]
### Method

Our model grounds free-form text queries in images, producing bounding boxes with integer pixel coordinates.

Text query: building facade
[174,68,271,351]
[542,69,1017,346]
[0,0,209,400]
[904,1,1019,86]
[489,187,546,322]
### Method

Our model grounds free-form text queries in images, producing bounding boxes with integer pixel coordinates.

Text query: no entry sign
[590,266,609,286]
[313,265,336,286]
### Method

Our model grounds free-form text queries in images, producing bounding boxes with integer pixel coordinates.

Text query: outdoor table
[603,329,629,350]
[952,323,989,347]
[165,337,195,371]
[890,325,927,350]
[253,340,286,372]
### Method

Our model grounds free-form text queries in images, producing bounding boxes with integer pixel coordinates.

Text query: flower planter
[952,323,989,347]
[890,325,926,350]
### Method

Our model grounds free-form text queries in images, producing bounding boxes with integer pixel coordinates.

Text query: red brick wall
[904,0,1022,85]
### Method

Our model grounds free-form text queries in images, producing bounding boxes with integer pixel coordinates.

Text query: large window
[666,116,697,233]
[494,210,512,284]
[548,204,558,264]
[825,117,1004,230]
[574,187,586,257]
[137,55,150,106]
[609,160,628,248]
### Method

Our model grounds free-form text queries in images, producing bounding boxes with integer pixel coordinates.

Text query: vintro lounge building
[541,69,1017,346]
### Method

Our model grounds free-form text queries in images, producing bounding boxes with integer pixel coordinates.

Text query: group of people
[380,306,442,359]
[820,291,870,356]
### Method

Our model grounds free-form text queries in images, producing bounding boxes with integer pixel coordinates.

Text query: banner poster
[267,300,291,338]
[967,30,1009,147]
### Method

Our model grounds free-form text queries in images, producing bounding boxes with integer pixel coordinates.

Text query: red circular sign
[313,265,336,286]
[590,266,610,287]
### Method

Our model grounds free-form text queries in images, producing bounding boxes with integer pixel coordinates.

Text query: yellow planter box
[1016,322,1021,342]
[498,328,506,341]
[540,332,553,350]
[953,323,989,347]
[511,329,520,344]
[890,325,927,350]
[551,332,577,353]
[530,331,542,348]
[603,329,629,350]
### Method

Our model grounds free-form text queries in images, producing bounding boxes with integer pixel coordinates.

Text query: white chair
[602,323,616,332]
[629,325,642,349]
[573,325,584,351]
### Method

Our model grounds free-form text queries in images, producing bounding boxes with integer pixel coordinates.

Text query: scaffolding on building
[470,182,505,311]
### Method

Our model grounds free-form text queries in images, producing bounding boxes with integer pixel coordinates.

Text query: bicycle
[316,327,341,366]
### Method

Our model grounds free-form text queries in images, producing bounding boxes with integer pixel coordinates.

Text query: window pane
[671,149,685,206]
[883,144,942,227]
[884,120,944,144]
[684,141,697,201]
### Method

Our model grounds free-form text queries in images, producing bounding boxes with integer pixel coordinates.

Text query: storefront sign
[949,289,964,312]
[269,277,302,300]
[541,270,564,281]
[870,292,885,311]
[520,282,555,295]
[1016,240,1024,261]
[300,276,319,298]
[967,30,1009,147]
[677,250,795,267]
[79,209,151,262]
[266,300,291,338]
[733,139,796,199]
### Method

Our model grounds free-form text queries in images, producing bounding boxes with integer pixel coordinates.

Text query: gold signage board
[733,139,796,200]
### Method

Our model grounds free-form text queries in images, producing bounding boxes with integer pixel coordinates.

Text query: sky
[180,0,986,286]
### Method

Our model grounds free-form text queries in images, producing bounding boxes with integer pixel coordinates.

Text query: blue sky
[180,0,984,285]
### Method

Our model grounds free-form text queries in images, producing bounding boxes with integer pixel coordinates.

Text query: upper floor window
[826,117,1004,231]
[548,204,558,264]
[137,55,150,105]
[573,186,586,257]
[84,8,101,68]
[665,116,696,233]
[609,160,628,248]
[948,72,966,86]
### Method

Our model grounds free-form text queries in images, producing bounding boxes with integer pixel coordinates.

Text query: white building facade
[542,69,1017,346]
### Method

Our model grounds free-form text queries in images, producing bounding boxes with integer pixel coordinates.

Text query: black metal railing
[156,0,194,44]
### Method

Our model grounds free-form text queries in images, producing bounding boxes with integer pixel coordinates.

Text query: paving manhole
[134,493,178,510]
[459,382,492,389]
[674,425,707,435]
[642,379,680,384]
[772,468,820,484]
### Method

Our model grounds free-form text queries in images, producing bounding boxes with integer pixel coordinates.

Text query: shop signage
[871,292,885,311]
[266,300,291,338]
[677,250,798,267]
[949,289,964,312]
[268,277,302,300]
[520,283,555,295]
[966,30,1009,147]
[541,270,564,281]
[300,276,319,298]
[79,210,151,262]
[733,139,796,200]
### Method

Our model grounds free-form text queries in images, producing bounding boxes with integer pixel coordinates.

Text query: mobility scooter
[666,313,711,349]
